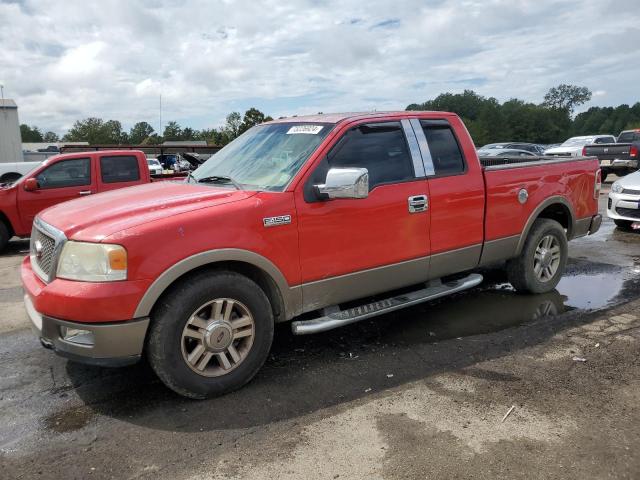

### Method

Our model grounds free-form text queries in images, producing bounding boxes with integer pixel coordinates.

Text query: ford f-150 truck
[0,150,171,252]
[22,112,602,399]
[583,129,640,181]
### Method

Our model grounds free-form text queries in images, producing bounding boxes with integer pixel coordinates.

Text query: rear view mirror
[24,178,38,192]
[316,167,369,199]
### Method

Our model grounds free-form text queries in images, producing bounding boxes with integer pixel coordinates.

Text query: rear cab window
[420,121,466,176]
[99,155,141,184]
[618,131,640,143]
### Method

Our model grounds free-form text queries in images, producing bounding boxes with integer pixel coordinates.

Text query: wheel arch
[515,196,575,255]
[134,249,301,322]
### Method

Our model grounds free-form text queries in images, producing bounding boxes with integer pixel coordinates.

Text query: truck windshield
[190,122,333,191]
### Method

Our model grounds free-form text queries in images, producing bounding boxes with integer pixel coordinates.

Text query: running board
[291,273,483,335]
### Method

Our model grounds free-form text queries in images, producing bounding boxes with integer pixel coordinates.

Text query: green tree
[63,117,127,144]
[20,124,43,142]
[181,127,197,140]
[128,122,155,144]
[163,121,182,141]
[43,131,59,142]
[223,112,242,140]
[542,84,592,114]
[239,107,273,134]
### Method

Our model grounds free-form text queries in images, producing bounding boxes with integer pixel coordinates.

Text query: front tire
[147,270,274,399]
[507,219,568,294]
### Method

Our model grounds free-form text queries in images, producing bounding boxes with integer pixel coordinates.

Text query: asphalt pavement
[1,188,639,479]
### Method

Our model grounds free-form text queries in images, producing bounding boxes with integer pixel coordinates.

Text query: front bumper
[607,191,640,222]
[24,294,149,367]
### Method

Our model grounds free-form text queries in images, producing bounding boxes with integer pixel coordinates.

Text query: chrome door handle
[408,194,428,213]
[78,190,93,196]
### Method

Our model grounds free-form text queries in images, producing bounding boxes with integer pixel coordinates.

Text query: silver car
[608,170,640,229]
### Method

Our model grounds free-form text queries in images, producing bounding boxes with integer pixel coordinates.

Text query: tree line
[20,107,273,146]
[20,85,640,147]
[407,85,640,146]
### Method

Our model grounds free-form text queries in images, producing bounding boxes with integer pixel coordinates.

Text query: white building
[0,99,22,163]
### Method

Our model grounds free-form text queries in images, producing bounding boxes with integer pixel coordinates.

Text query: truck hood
[544,146,582,156]
[39,181,256,240]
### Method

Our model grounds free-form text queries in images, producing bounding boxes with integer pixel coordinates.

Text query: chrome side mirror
[316,167,369,199]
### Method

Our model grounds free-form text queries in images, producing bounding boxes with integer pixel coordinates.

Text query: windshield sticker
[286,125,323,135]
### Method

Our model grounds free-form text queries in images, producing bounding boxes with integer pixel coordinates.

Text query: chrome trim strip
[401,119,426,177]
[409,118,435,176]
[30,217,67,283]
[292,273,483,335]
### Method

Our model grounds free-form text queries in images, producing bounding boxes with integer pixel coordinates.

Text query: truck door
[417,119,485,277]
[97,154,143,192]
[17,156,95,228]
[294,120,431,309]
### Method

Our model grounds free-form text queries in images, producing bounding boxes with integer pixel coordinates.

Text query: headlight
[611,182,623,193]
[57,242,127,282]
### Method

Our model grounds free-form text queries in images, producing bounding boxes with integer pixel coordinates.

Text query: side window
[36,158,91,189]
[327,122,414,188]
[421,124,466,175]
[100,155,140,183]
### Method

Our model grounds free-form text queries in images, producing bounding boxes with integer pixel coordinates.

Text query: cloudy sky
[1,0,639,135]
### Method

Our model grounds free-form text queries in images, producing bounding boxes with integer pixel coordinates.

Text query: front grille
[622,188,640,195]
[32,228,56,276]
[616,207,640,219]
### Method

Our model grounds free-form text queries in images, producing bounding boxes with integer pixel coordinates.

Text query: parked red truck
[0,150,157,251]
[22,112,602,398]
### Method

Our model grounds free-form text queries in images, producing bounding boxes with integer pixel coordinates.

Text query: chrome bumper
[25,295,149,367]
[600,159,639,169]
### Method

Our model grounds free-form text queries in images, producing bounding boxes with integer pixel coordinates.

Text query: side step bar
[291,273,483,335]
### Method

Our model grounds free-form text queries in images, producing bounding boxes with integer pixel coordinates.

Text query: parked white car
[608,170,640,229]
[0,161,42,183]
[544,135,616,157]
[146,158,163,175]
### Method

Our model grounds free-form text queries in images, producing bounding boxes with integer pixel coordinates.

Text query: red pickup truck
[22,112,602,399]
[0,150,154,251]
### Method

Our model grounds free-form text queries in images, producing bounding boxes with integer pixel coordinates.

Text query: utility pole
[159,94,162,138]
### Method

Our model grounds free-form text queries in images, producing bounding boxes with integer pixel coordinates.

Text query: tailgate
[584,143,631,161]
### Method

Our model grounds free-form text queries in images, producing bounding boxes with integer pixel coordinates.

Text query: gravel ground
[1,189,639,479]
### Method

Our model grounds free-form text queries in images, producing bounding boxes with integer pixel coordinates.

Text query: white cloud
[0,0,638,135]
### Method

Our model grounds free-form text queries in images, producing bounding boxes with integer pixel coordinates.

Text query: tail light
[594,169,601,199]
[630,145,638,158]
[581,146,587,156]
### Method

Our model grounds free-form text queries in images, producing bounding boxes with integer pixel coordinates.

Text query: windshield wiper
[196,175,243,190]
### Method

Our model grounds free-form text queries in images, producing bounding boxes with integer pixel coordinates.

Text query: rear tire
[614,219,633,230]
[507,219,568,294]
[0,222,9,252]
[600,171,608,183]
[147,270,274,399]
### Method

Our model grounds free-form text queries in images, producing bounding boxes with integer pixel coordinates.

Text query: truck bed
[480,155,599,243]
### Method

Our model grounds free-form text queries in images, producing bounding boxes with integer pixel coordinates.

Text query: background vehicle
[0,162,42,184]
[146,158,163,175]
[583,129,640,181]
[477,148,537,157]
[544,135,615,157]
[608,170,640,229]
[0,150,155,251]
[479,142,546,155]
[22,112,601,399]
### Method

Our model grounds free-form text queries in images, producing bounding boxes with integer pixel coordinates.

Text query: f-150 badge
[263,215,292,227]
